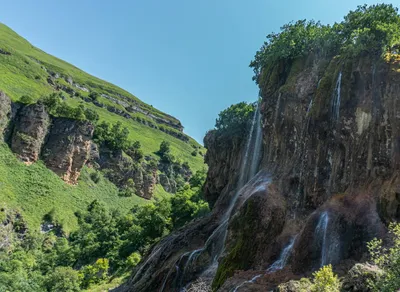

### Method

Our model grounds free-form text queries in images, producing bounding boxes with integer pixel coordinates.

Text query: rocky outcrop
[42,118,94,184]
[11,103,50,163]
[96,147,157,199]
[342,263,383,292]
[0,91,11,136]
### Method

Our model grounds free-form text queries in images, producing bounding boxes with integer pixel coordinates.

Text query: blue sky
[0,0,389,143]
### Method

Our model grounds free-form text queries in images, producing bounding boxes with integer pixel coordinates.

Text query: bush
[367,223,400,291]
[88,91,99,101]
[191,150,197,156]
[90,172,101,184]
[20,95,35,105]
[126,252,141,268]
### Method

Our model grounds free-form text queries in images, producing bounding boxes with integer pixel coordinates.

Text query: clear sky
[0,0,390,143]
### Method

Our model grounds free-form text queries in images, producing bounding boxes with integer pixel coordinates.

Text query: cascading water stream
[232,274,262,292]
[331,71,342,122]
[267,236,297,273]
[161,101,264,292]
[231,235,297,291]
[315,212,329,267]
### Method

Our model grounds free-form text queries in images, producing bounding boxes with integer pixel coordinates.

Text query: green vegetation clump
[250,4,400,82]
[367,223,400,291]
[215,102,256,137]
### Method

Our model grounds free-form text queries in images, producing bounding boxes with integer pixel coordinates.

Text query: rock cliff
[0,93,93,184]
[117,53,400,292]
[42,118,94,184]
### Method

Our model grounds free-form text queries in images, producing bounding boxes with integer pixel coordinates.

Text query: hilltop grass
[0,143,170,233]
[0,22,205,172]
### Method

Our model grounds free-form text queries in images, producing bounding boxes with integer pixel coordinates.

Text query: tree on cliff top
[215,102,255,136]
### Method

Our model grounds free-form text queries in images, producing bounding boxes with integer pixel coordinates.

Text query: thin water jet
[331,71,342,122]
[232,274,262,292]
[267,236,297,273]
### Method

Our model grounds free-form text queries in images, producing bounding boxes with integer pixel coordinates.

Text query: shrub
[310,265,341,292]
[367,223,400,291]
[20,95,35,105]
[191,150,197,156]
[126,252,141,268]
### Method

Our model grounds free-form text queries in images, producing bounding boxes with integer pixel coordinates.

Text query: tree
[20,95,35,105]
[157,141,175,163]
[45,267,81,292]
[215,102,255,136]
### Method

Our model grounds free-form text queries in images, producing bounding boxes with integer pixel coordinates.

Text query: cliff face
[118,53,400,292]
[11,103,50,164]
[216,54,400,290]
[42,118,94,184]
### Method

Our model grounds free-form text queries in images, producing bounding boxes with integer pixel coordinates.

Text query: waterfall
[169,101,264,291]
[331,71,342,122]
[232,274,262,292]
[267,236,297,273]
[315,212,329,267]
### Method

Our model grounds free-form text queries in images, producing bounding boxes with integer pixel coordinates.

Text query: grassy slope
[0,23,205,172]
[0,23,205,232]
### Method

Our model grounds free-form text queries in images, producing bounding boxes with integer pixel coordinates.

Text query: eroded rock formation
[11,103,50,163]
[42,118,94,184]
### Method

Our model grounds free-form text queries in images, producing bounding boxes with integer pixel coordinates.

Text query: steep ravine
[117,53,400,291]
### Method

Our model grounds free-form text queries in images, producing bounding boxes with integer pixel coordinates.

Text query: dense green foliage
[250,4,400,81]
[367,223,400,291]
[215,102,256,136]
[0,183,209,291]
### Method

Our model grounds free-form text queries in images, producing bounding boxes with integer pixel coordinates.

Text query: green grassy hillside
[0,23,205,172]
[0,23,205,232]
